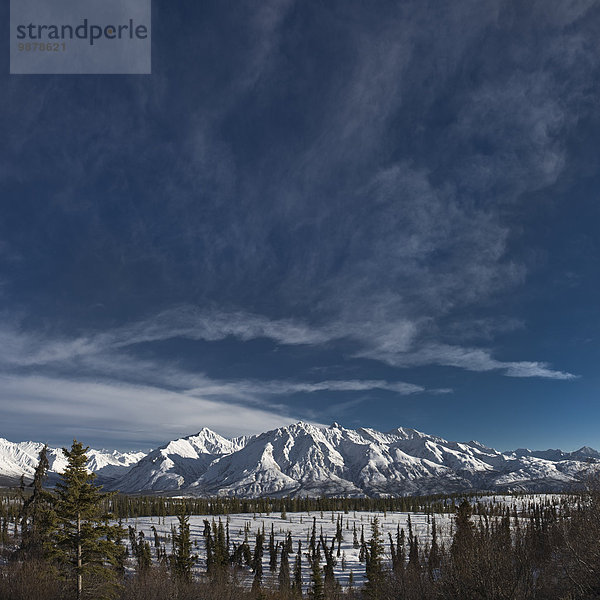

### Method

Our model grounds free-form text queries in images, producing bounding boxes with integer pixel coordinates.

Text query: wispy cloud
[69,350,430,400]
[0,374,299,448]
[0,318,440,448]
[503,362,577,380]
[0,307,330,368]
[357,343,577,381]
[0,307,576,382]
[0,362,432,449]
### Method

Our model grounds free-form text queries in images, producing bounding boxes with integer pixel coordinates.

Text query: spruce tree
[397,527,406,569]
[451,499,474,562]
[364,517,385,600]
[203,519,215,575]
[212,518,229,576]
[19,444,56,560]
[292,540,302,596]
[447,498,475,590]
[428,516,440,578]
[54,440,124,600]
[136,531,152,572]
[320,534,340,595]
[407,530,420,572]
[151,525,160,549]
[171,511,195,582]
[251,530,264,592]
[308,548,324,600]
[279,544,291,592]
[359,524,366,561]
[269,522,278,571]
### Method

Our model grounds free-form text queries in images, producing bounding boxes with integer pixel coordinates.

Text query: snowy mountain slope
[85,449,147,479]
[2,423,598,496]
[510,446,600,462]
[113,428,251,493]
[0,437,145,485]
[113,422,600,497]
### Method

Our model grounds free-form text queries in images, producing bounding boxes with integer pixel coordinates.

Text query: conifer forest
[1,442,600,599]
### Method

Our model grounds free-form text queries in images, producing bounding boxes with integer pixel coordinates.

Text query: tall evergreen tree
[292,540,302,596]
[307,548,324,600]
[364,517,385,600]
[203,519,215,575]
[320,534,340,595]
[353,523,359,549]
[19,445,56,560]
[213,519,229,575]
[359,524,366,561]
[269,522,278,571]
[251,530,264,593]
[54,440,124,600]
[428,516,440,578]
[136,531,152,572]
[151,525,160,549]
[171,511,195,582]
[451,499,474,562]
[279,544,291,593]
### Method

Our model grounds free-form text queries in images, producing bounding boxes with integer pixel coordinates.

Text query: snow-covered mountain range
[2,423,598,496]
[0,437,145,487]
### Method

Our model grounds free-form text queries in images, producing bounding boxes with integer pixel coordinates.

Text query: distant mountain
[115,428,250,493]
[2,424,598,497]
[112,422,600,496]
[511,446,600,462]
[0,437,145,486]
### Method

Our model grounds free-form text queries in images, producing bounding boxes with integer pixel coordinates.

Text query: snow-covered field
[124,510,454,588]
[464,492,563,506]
[121,494,574,588]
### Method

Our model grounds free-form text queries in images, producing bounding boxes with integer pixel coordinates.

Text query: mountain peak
[191,427,223,437]
[385,426,445,443]
[2,426,599,497]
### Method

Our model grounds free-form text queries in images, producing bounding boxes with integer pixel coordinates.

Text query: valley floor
[125,509,450,589]
[122,493,565,590]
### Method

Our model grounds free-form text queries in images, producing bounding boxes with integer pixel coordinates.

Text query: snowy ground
[469,493,566,509]
[121,494,574,588]
[124,510,454,589]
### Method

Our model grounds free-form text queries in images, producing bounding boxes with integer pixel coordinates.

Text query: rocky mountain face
[110,422,599,496]
[114,428,250,493]
[1,423,598,496]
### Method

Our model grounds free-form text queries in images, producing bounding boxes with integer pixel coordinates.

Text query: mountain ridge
[1,424,598,497]
[0,437,145,485]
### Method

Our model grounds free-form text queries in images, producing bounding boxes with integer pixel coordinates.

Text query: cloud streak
[0,302,577,381]
[0,364,432,449]
[357,343,577,381]
[0,374,300,448]
[0,318,441,448]
[0,306,576,381]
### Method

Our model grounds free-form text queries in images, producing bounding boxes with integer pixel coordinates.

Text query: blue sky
[1,0,600,451]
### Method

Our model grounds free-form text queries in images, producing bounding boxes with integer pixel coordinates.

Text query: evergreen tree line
[66,492,577,517]
[93,491,569,520]
[1,442,600,599]
[2,480,570,522]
